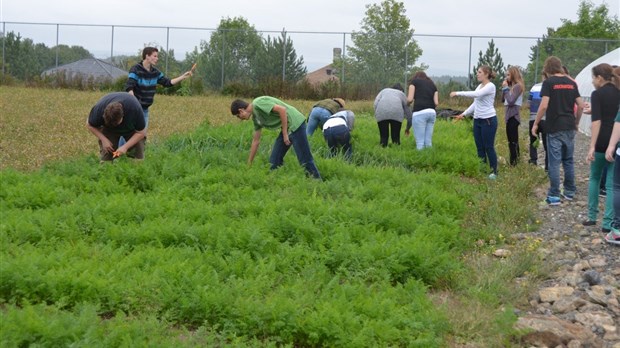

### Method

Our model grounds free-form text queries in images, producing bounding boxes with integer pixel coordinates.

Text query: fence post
[341,33,346,85]
[220,29,225,90]
[282,28,286,82]
[467,36,472,88]
[55,24,59,68]
[404,42,408,88]
[2,22,5,77]
[534,40,539,85]
[110,26,114,64]
[165,27,170,74]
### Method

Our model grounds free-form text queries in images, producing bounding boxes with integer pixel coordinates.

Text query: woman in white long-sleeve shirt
[450,65,499,179]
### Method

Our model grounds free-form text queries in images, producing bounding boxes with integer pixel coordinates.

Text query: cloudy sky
[1,0,618,76]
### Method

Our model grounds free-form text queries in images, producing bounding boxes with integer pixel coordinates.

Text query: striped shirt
[125,62,173,109]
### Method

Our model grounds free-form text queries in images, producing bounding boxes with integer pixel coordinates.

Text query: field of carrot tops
[0,86,545,347]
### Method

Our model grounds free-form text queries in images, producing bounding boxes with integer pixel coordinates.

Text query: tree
[525,0,620,85]
[1,32,51,80]
[469,39,505,90]
[50,44,93,66]
[344,0,423,88]
[196,17,263,89]
[253,32,307,83]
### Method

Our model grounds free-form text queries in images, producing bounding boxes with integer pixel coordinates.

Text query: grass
[0,85,550,347]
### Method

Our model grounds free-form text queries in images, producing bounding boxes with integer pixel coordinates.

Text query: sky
[1,0,619,76]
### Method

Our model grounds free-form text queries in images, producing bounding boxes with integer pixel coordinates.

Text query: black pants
[378,120,402,147]
[506,117,520,166]
[528,119,548,171]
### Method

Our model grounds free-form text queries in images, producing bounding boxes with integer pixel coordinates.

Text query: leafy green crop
[0,114,539,346]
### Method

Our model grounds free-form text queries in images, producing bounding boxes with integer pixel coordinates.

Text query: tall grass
[1,86,547,346]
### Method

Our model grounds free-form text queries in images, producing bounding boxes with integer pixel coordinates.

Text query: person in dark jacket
[124,46,193,133]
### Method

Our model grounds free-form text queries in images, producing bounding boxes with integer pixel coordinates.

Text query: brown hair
[142,47,159,60]
[103,102,124,127]
[507,66,525,94]
[409,71,436,89]
[543,56,564,75]
[614,66,620,90]
[479,65,496,80]
[592,63,620,89]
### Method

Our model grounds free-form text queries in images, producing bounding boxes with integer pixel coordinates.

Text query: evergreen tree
[253,32,307,83]
[469,39,504,90]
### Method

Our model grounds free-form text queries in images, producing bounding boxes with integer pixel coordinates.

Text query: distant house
[305,64,339,86]
[304,48,342,86]
[42,58,127,84]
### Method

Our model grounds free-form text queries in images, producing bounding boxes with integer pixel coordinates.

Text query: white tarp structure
[575,48,620,136]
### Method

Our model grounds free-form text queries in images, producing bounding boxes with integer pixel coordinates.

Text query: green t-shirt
[251,96,305,132]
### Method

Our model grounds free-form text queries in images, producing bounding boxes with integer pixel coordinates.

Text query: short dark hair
[103,102,124,127]
[142,47,158,60]
[230,99,249,116]
[391,82,404,92]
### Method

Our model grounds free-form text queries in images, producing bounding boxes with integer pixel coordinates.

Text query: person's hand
[583,102,591,114]
[449,92,457,98]
[101,138,114,153]
[405,129,410,136]
[501,79,508,88]
[586,148,595,163]
[531,123,538,137]
[452,114,464,123]
[283,135,291,146]
[114,145,128,157]
[606,146,615,162]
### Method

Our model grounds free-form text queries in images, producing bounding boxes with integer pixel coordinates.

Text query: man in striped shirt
[124,46,193,133]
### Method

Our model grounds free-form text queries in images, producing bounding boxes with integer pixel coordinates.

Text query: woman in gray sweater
[374,83,411,147]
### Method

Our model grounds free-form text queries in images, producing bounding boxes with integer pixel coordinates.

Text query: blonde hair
[507,66,525,94]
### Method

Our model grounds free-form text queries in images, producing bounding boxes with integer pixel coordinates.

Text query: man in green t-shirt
[231,96,321,179]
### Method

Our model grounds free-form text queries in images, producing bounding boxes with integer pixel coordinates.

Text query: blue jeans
[270,122,321,179]
[546,130,576,198]
[119,107,149,147]
[473,116,498,174]
[306,107,332,136]
[412,109,436,150]
[323,125,352,160]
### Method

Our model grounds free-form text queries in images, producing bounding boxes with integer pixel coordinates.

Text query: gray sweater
[374,88,411,127]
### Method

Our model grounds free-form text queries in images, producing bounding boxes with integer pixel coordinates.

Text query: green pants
[588,152,615,229]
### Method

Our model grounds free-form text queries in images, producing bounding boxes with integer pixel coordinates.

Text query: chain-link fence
[2,21,619,95]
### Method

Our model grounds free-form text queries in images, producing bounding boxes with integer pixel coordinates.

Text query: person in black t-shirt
[406,71,438,150]
[532,56,585,205]
[582,63,620,231]
[87,92,146,162]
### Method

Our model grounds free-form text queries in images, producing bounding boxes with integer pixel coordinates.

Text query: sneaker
[545,196,561,206]
[599,188,607,197]
[488,173,497,180]
[581,220,596,226]
[561,192,574,201]
[604,229,620,245]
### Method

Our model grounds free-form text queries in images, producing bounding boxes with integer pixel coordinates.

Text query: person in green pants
[583,63,620,232]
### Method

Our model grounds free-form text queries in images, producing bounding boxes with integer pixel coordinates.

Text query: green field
[0,87,546,347]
